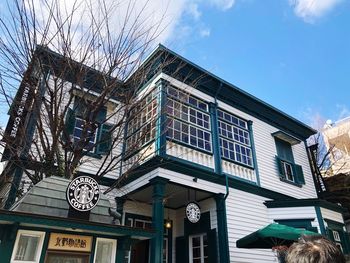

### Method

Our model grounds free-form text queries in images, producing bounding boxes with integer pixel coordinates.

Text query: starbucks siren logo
[67,176,100,211]
[186,202,201,223]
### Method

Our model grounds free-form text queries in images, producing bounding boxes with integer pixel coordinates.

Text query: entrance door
[130,240,149,263]
[46,252,89,263]
[189,233,208,263]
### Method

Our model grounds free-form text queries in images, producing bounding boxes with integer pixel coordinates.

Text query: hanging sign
[66,176,100,211]
[186,202,201,223]
[48,233,92,252]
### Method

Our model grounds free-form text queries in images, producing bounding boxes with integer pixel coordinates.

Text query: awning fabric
[236,223,319,249]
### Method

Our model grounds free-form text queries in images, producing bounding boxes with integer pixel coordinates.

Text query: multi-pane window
[94,238,117,263]
[125,88,158,152]
[166,86,212,152]
[218,109,253,167]
[11,230,45,263]
[189,233,208,263]
[73,118,97,150]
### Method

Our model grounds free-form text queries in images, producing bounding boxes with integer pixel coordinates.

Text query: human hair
[286,235,345,263]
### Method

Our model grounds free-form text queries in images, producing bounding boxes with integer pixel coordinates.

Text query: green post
[215,194,230,263]
[115,196,126,224]
[155,79,169,157]
[209,102,222,175]
[149,177,169,263]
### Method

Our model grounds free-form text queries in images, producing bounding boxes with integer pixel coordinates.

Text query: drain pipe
[214,83,229,200]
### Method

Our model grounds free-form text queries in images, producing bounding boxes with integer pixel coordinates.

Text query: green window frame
[64,96,113,156]
[275,137,305,185]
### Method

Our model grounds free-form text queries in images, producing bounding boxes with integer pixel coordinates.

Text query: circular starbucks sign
[66,176,100,212]
[186,202,201,223]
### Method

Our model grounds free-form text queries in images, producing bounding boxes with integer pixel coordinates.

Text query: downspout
[214,83,229,200]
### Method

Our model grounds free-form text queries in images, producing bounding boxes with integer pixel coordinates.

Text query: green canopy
[236,223,320,249]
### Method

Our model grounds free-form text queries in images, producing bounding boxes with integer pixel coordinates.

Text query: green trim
[264,199,347,213]
[315,206,326,235]
[144,45,316,140]
[39,230,50,263]
[150,176,168,263]
[324,219,345,231]
[118,155,293,201]
[215,194,230,263]
[156,79,168,157]
[248,121,260,186]
[166,139,213,156]
[0,210,155,238]
[279,177,302,188]
[89,236,97,263]
[209,102,222,174]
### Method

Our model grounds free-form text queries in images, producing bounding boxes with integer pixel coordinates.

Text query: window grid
[218,109,253,167]
[167,86,208,112]
[218,109,247,129]
[126,88,159,152]
[73,118,97,150]
[282,160,294,182]
[167,99,210,130]
[167,118,212,152]
[218,120,250,146]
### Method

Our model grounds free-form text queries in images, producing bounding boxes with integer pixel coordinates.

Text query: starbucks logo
[186,202,201,223]
[66,176,100,212]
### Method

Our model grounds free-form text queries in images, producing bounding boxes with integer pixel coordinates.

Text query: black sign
[66,176,100,212]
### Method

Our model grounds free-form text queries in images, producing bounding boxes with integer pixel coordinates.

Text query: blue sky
[163,0,350,129]
[0,0,349,130]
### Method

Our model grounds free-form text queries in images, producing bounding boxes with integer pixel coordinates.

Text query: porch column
[149,177,169,263]
[215,193,230,263]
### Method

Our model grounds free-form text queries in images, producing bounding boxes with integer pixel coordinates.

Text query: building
[322,117,350,176]
[0,45,349,263]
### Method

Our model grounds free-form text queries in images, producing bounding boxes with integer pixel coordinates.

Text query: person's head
[286,235,345,263]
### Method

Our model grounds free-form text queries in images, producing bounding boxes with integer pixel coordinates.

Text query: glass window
[125,88,158,153]
[94,238,117,263]
[11,230,45,263]
[73,118,97,150]
[218,109,253,167]
[189,233,208,263]
[166,87,211,153]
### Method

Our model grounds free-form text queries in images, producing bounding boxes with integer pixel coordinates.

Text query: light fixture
[165,219,172,229]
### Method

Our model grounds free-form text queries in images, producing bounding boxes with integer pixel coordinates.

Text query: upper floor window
[64,96,112,155]
[125,88,158,153]
[166,86,212,153]
[274,135,305,185]
[217,109,253,167]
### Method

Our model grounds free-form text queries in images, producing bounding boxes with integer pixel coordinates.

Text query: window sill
[279,177,302,188]
[221,156,254,170]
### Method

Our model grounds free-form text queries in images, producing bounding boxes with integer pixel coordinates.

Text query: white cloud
[289,0,343,22]
[187,3,202,20]
[209,0,235,11]
[199,28,211,37]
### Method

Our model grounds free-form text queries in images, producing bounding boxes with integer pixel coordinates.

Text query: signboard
[66,176,100,212]
[186,202,201,223]
[2,76,38,160]
[48,233,92,252]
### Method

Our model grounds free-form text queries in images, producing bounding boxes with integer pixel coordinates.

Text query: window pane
[15,234,40,261]
[95,241,114,263]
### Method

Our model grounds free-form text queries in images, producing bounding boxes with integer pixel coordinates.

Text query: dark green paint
[215,194,230,263]
[149,177,168,263]
[315,206,326,235]
[209,102,222,175]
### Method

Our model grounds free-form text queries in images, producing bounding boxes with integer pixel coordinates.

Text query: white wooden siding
[321,208,344,224]
[267,207,320,232]
[217,100,318,199]
[226,189,277,263]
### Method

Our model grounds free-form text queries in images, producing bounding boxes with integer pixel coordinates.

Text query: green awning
[236,223,320,249]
